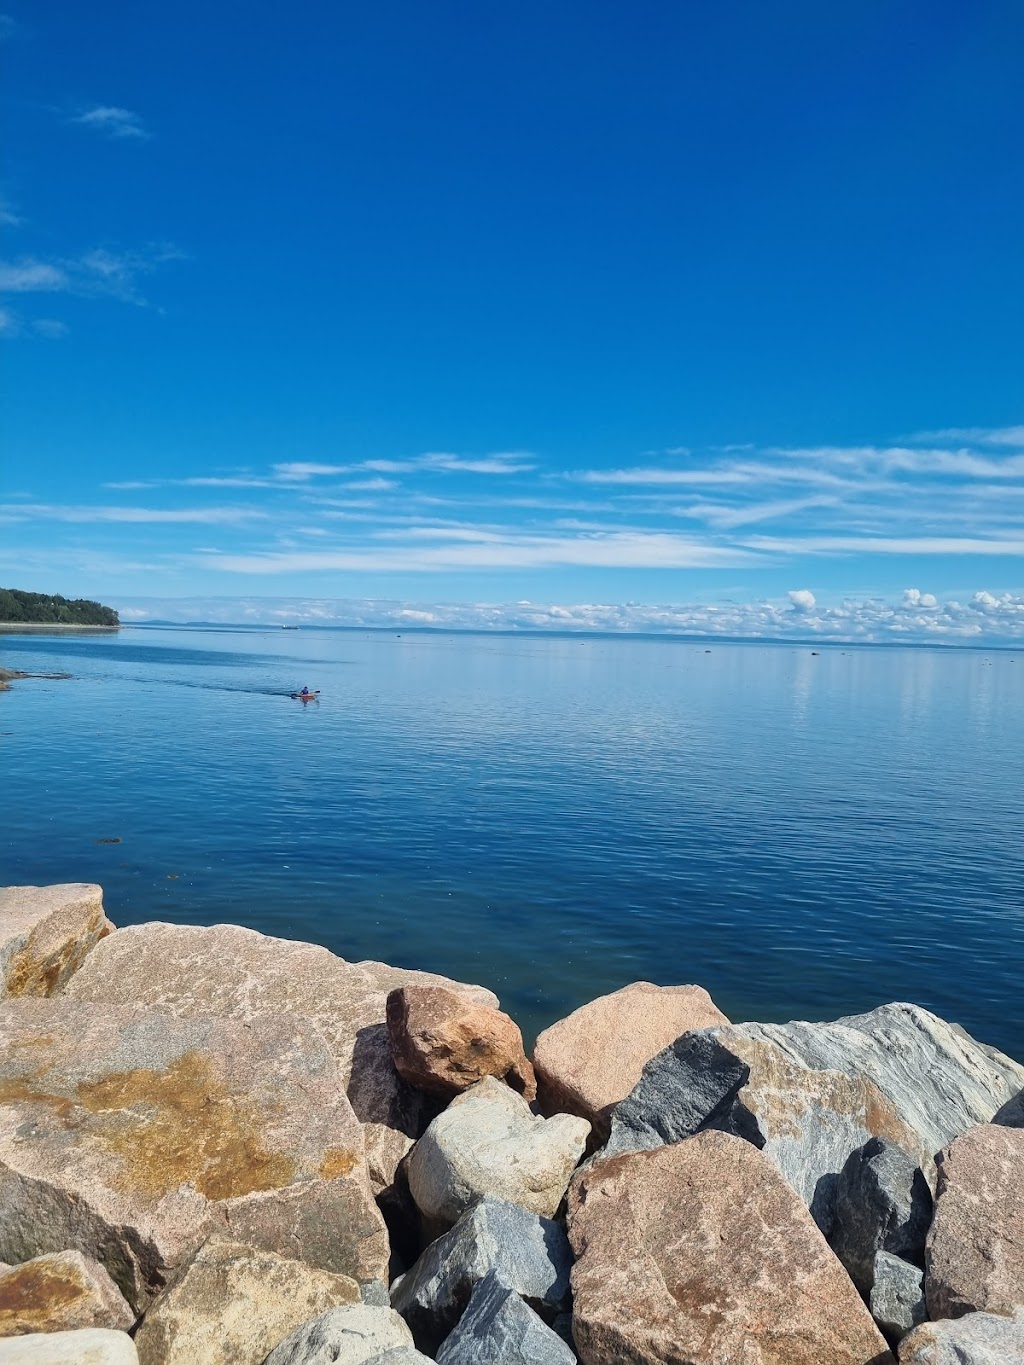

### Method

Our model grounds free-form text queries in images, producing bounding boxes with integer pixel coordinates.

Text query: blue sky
[2,2,1023,640]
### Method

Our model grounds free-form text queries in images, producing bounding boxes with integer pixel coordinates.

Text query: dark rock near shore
[830,1137,933,1295]
[434,1271,576,1364]
[871,1252,926,1343]
[390,1198,572,1355]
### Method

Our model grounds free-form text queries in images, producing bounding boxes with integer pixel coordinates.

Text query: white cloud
[0,245,182,307]
[272,462,352,480]
[0,502,266,525]
[73,106,150,141]
[912,426,1024,448]
[747,534,1024,556]
[788,589,816,611]
[0,259,69,292]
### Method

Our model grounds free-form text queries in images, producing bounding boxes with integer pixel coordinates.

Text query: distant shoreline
[0,623,120,633]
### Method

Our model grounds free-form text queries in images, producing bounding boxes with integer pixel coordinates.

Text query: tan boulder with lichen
[0,1251,134,1337]
[386,984,535,1100]
[0,885,113,999]
[132,1238,360,1365]
[63,921,496,1194]
[568,1130,894,1365]
[926,1123,1024,1320]
[0,998,388,1311]
[532,981,728,1140]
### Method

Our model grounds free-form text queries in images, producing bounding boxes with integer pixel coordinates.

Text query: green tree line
[0,588,119,626]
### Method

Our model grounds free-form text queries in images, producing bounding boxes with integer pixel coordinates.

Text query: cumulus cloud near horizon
[110,588,1024,644]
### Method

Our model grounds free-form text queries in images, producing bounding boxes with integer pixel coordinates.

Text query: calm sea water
[1,625,1021,1058]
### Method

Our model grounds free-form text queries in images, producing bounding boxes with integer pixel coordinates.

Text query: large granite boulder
[406,1077,589,1227]
[533,981,728,1141]
[568,1130,893,1365]
[132,1238,360,1365]
[830,1138,933,1294]
[603,1003,1024,1232]
[871,1252,926,1344]
[386,985,535,1100]
[434,1271,576,1365]
[604,1025,924,1235]
[0,1251,134,1337]
[926,1123,1024,1319]
[0,998,388,1310]
[64,922,496,1194]
[0,1330,138,1363]
[0,885,113,999]
[263,1304,416,1365]
[899,1309,1024,1363]
[390,1198,572,1354]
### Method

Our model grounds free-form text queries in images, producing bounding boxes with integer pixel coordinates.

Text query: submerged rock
[871,1251,926,1344]
[533,981,728,1142]
[387,984,535,1100]
[0,998,388,1310]
[406,1077,590,1226]
[63,921,496,1194]
[568,1130,893,1365]
[0,1251,133,1337]
[390,1198,572,1354]
[830,1137,933,1294]
[898,1309,1024,1363]
[0,1329,138,1363]
[262,1304,416,1365]
[926,1122,1024,1320]
[0,884,113,999]
[132,1238,360,1365]
[434,1270,576,1365]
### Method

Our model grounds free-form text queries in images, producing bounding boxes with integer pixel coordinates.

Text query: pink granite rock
[0,885,113,999]
[387,985,535,1100]
[0,1252,133,1337]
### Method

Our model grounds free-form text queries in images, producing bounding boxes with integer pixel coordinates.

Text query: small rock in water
[390,1197,572,1355]
[386,984,536,1100]
[406,1076,590,1227]
[870,1251,926,1344]
[829,1137,932,1294]
[532,980,728,1142]
[131,1237,360,1365]
[94,838,122,845]
[263,1303,416,1365]
[0,882,113,999]
[898,1308,1024,1363]
[0,1329,139,1363]
[0,1252,134,1337]
[434,1270,576,1365]
[926,1122,1024,1320]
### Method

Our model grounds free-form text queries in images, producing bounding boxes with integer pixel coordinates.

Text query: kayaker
[300,686,310,696]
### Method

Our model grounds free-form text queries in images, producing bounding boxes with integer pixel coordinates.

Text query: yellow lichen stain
[0,1050,297,1203]
[0,1261,87,1333]
[318,1147,358,1180]
[4,908,110,998]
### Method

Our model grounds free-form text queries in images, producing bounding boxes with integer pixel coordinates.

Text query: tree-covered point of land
[0,588,119,626]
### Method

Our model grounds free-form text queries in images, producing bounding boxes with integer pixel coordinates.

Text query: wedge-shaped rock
[926,1123,1024,1319]
[132,1238,360,1365]
[0,884,113,999]
[605,1026,924,1235]
[830,1138,933,1295]
[407,1077,589,1227]
[435,1270,575,1365]
[533,981,728,1141]
[871,1252,926,1345]
[64,922,496,1193]
[390,1198,572,1355]
[387,985,535,1100]
[899,1309,1024,1363]
[0,999,388,1311]
[0,1251,133,1337]
[0,1329,138,1364]
[263,1304,416,1365]
[569,1131,893,1365]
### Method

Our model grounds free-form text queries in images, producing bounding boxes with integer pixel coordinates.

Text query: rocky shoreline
[0,884,1022,1364]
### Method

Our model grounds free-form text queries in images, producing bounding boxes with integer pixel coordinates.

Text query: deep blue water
[2,625,1022,1058]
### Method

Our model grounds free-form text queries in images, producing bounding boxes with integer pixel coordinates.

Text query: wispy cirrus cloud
[911,426,1024,448]
[0,502,266,525]
[0,244,183,306]
[73,106,150,141]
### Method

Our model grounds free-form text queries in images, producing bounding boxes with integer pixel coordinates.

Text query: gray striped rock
[830,1138,932,1295]
[435,1271,576,1364]
[899,1309,1024,1364]
[391,1198,572,1354]
[0,1330,138,1363]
